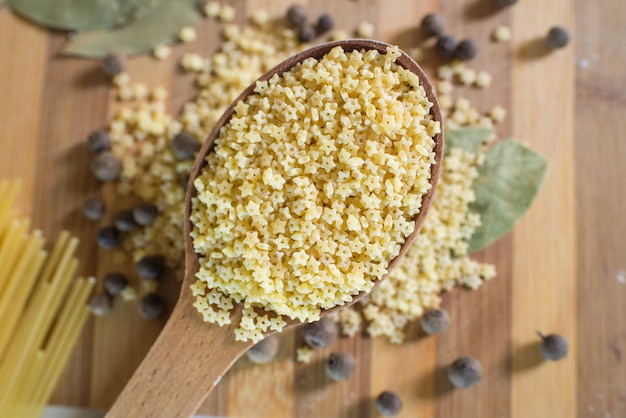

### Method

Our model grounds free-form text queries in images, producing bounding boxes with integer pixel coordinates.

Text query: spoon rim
[182,39,444,323]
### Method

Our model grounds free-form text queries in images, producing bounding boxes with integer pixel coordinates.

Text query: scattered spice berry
[538,332,569,361]
[140,293,166,319]
[286,4,308,27]
[301,317,338,348]
[87,130,111,153]
[420,308,450,334]
[101,53,125,77]
[435,35,457,60]
[495,0,518,7]
[325,351,356,381]
[91,151,121,182]
[546,26,570,49]
[114,209,137,232]
[104,272,128,296]
[420,13,445,38]
[171,132,200,160]
[246,335,280,364]
[455,39,478,61]
[97,227,119,249]
[297,25,317,43]
[448,356,482,388]
[82,196,106,221]
[132,202,158,227]
[136,255,165,280]
[375,391,403,417]
[316,14,335,34]
[89,292,113,316]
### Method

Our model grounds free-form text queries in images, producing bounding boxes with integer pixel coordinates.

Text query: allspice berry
[136,255,165,280]
[420,308,450,335]
[301,317,338,348]
[455,38,478,61]
[87,130,111,153]
[114,209,137,232]
[246,335,280,364]
[546,26,570,49]
[375,391,403,417]
[104,272,128,296]
[326,351,356,381]
[82,196,106,221]
[538,332,569,361]
[89,292,112,316]
[171,132,200,160]
[316,14,335,34]
[101,53,125,77]
[495,0,518,7]
[140,293,166,319]
[448,356,482,388]
[435,35,457,60]
[132,202,158,227]
[91,151,121,182]
[297,25,317,43]
[97,226,119,249]
[286,4,308,27]
[420,13,445,38]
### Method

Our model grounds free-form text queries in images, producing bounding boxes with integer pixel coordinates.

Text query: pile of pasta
[0,180,95,417]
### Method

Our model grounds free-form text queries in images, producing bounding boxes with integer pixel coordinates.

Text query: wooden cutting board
[1,0,624,416]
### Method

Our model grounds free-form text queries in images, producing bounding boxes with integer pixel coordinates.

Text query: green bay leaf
[467,138,548,253]
[445,127,493,154]
[61,0,201,58]
[8,0,164,31]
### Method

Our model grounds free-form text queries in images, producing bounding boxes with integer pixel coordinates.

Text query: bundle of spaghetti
[0,180,95,418]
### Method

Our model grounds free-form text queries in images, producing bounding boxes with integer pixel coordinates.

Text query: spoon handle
[106,300,251,418]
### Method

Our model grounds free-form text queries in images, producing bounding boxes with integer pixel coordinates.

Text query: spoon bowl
[107,39,443,418]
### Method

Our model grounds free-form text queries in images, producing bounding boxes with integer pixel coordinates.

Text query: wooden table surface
[1,0,624,416]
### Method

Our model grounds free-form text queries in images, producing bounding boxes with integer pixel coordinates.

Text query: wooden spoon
[106,39,443,418]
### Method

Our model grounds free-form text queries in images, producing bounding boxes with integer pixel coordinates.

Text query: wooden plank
[574,0,626,415]
[510,0,577,417]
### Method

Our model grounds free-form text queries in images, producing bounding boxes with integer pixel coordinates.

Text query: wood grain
[0,0,624,417]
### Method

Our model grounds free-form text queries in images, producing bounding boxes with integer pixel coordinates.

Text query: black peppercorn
[171,132,200,160]
[420,308,450,335]
[132,202,158,227]
[435,35,456,60]
[89,292,112,316]
[91,151,121,182]
[375,391,403,417]
[546,26,569,49]
[97,226,119,249]
[448,356,482,388]
[297,25,316,43]
[286,4,307,27]
[87,130,111,153]
[101,53,125,77]
[246,335,280,364]
[82,196,106,221]
[420,13,445,38]
[114,209,137,232]
[326,351,356,381]
[538,332,569,361]
[136,255,165,280]
[455,39,478,61]
[316,14,335,34]
[104,272,128,296]
[301,317,338,348]
[140,293,166,319]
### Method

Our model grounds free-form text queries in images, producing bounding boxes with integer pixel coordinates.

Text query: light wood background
[0,0,624,416]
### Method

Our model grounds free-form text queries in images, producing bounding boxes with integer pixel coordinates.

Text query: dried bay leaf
[467,138,548,254]
[8,0,164,31]
[62,0,201,58]
[445,127,493,153]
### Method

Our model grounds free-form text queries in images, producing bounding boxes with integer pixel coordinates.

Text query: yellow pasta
[0,180,95,418]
